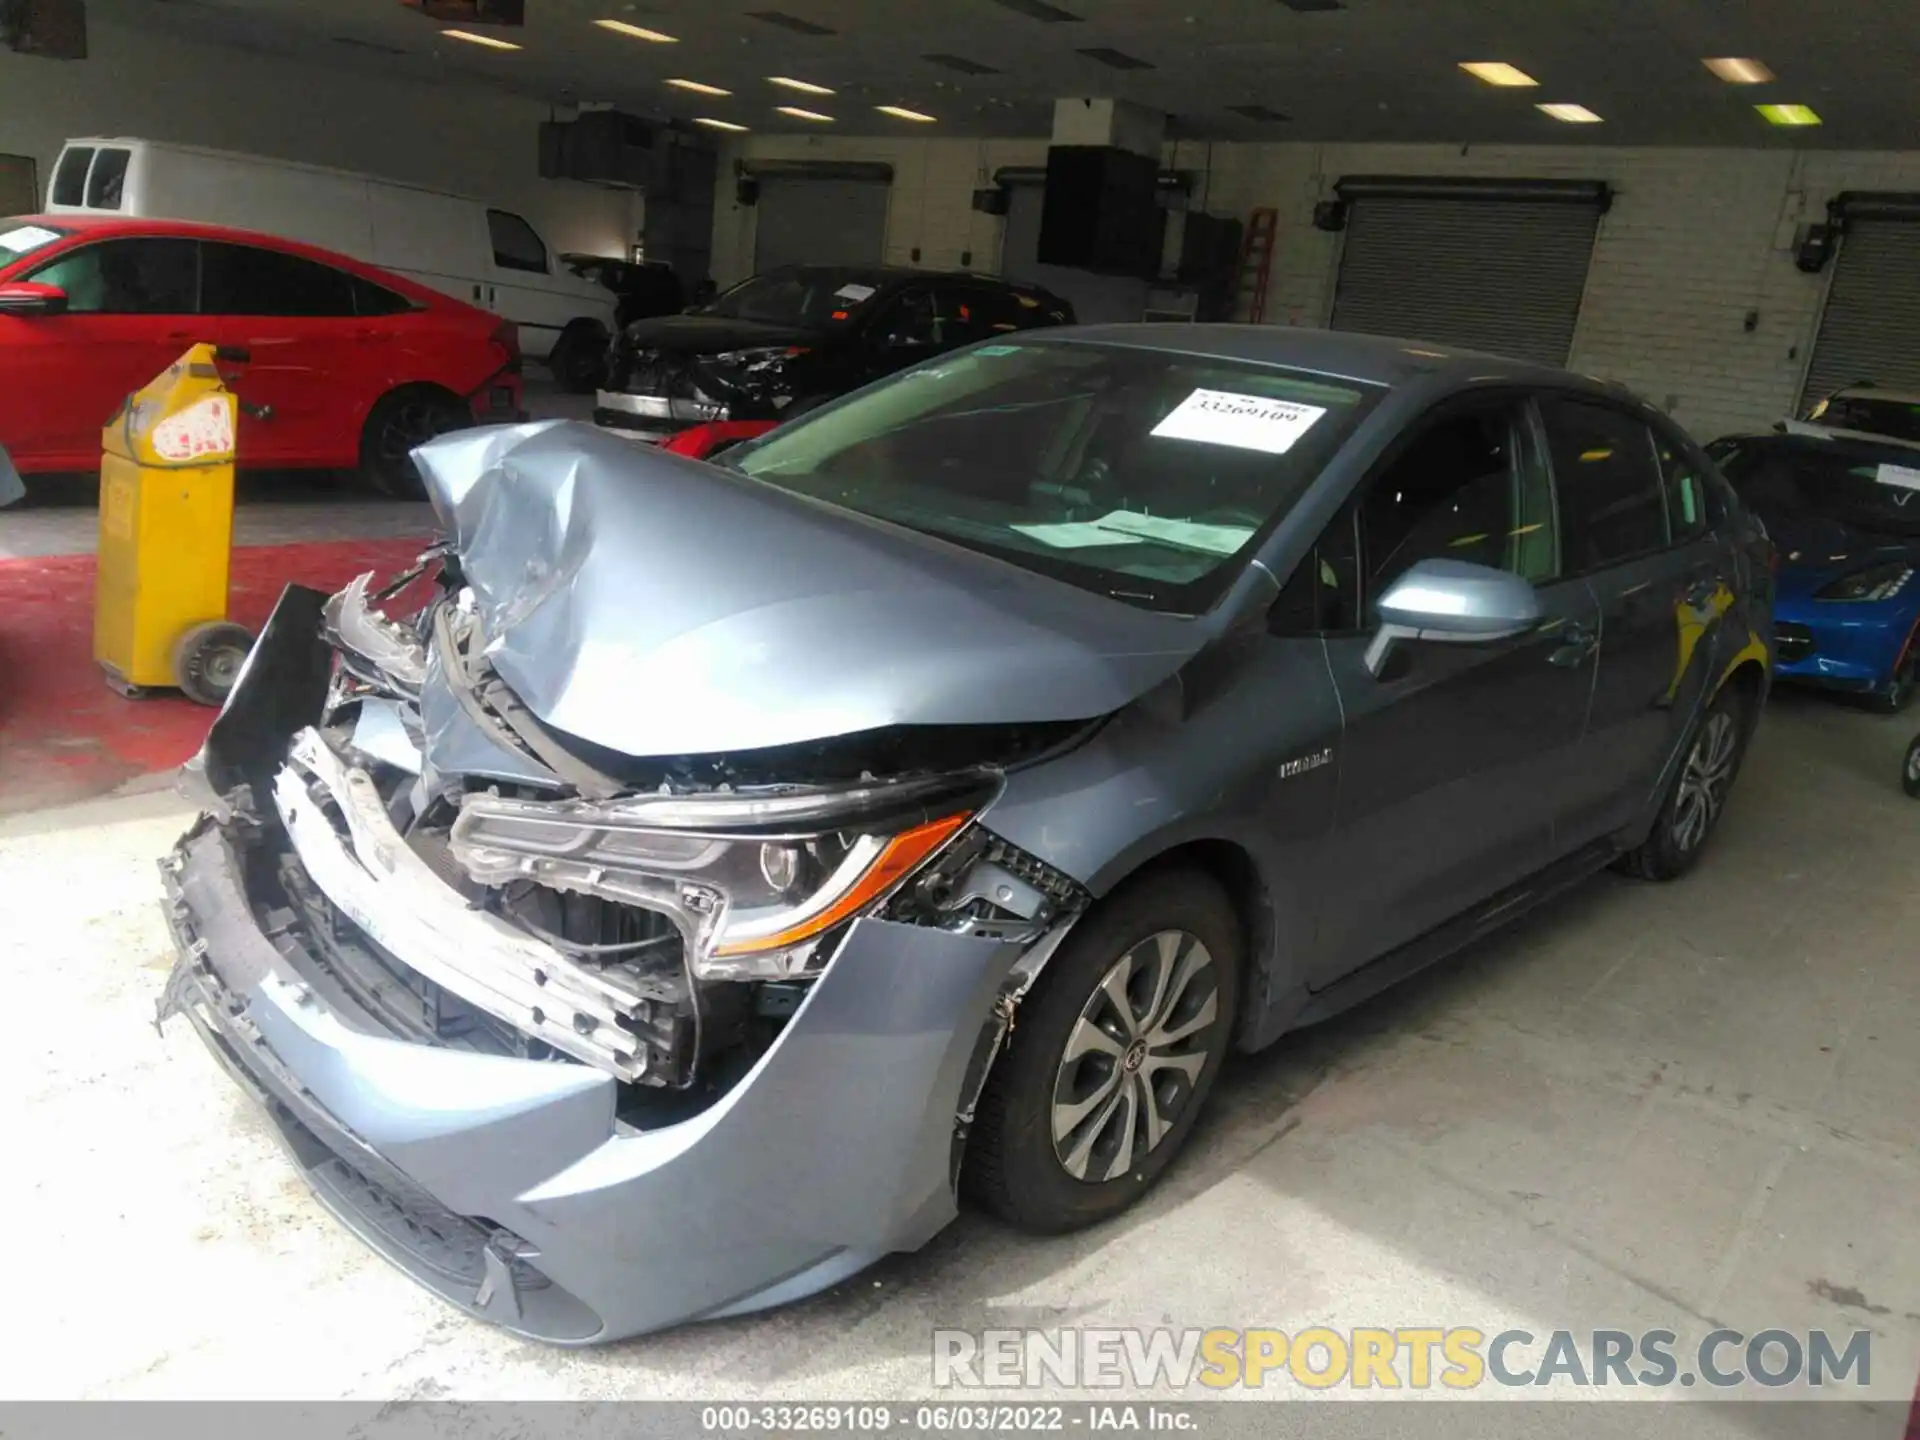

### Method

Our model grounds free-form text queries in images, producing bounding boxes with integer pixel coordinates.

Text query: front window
[1714,438,1920,538]
[0,219,70,270]
[695,268,887,329]
[1809,394,1920,446]
[728,340,1384,613]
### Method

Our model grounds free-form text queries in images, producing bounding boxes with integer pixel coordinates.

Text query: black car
[593,264,1075,439]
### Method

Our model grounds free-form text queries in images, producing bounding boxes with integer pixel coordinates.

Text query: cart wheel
[172,621,255,708]
[1904,735,1920,798]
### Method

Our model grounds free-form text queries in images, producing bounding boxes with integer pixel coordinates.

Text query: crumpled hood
[410,421,1207,759]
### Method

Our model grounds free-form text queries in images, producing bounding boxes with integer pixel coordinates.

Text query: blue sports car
[1708,430,1920,711]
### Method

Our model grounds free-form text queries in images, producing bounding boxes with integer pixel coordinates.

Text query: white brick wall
[716,134,1920,443]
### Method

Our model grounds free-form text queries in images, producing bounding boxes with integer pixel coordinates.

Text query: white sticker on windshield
[1874,463,1920,492]
[1150,389,1327,454]
[0,225,60,252]
[1012,522,1145,549]
[834,283,877,303]
[1091,510,1255,556]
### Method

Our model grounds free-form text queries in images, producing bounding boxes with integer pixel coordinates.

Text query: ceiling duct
[2,0,87,59]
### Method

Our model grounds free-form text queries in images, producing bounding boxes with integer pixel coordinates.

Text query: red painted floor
[0,537,428,814]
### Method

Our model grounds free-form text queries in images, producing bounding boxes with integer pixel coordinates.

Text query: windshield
[1712,437,1920,539]
[729,339,1384,613]
[695,268,887,328]
[1808,395,1920,445]
[0,220,70,270]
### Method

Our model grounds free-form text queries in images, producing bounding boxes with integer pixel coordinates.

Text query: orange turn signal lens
[711,812,971,957]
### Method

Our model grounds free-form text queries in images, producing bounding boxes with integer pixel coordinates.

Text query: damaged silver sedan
[157,328,1771,1342]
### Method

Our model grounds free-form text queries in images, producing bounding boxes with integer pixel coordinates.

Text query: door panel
[8,237,199,467]
[1566,539,1732,841]
[1537,397,1733,841]
[196,242,366,466]
[1316,578,1599,982]
[1305,396,1598,987]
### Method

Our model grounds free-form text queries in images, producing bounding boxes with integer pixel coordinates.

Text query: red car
[657,418,776,462]
[0,215,522,496]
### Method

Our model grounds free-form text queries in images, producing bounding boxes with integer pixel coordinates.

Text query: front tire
[1903,735,1920,798]
[965,868,1241,1234]
[1619,686,1750,880]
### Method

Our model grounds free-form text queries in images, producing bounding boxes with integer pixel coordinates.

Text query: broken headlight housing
[449,776,989,981]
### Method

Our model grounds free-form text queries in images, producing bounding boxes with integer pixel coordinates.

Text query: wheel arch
[1082,827,1289,1052]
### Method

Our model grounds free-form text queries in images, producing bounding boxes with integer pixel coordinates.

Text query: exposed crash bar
[274,727,664,1082]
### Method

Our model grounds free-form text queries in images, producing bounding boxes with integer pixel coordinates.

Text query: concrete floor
[3,687,1917,1414]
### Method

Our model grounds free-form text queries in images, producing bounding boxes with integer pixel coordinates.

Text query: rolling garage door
[751,174,891,274]
[1800,196,1920,409]
[1329,177,1609,366]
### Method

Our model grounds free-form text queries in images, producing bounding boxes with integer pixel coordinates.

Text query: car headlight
[705,345,810,375]
[1815,562,1915,602]
[448,777,983,981]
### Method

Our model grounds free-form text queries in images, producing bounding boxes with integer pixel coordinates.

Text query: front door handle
[1550,621,1599,668]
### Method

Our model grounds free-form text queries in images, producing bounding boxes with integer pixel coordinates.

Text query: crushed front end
[156,536,1091,1342]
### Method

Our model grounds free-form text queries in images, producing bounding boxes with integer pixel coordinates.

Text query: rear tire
[358,388,470,499]
[1619,685,1750,881]
[549,321,609,395]
[964,868,1241,1234]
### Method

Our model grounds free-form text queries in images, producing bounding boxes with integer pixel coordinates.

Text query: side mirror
[0,282,68,317]
[1364,558,1544,677]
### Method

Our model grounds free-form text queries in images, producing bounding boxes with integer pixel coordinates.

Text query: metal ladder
[1236,207,1278,323]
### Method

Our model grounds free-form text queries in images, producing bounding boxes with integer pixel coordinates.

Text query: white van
[44,137,619,389]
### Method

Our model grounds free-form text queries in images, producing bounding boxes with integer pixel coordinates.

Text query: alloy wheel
[378,400,458,464]
[1671,711,1738,853]
[1050,930,1221,1183]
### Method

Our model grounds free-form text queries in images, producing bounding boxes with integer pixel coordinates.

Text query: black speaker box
[1038,145,1160,276]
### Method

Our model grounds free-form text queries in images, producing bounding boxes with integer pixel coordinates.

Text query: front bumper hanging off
[157,759,1029,1344]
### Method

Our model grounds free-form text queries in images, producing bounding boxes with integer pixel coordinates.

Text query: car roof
[3,213,465,310]
[1827,384,1920,405]
[1043,323,1634,395]
[1716,426,1920,461]
[758,262,1062,297]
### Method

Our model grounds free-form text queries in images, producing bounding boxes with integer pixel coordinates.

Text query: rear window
[0,220,70,268]
[84,149,130,209]
[200,242,354,317]
[49,147,93,207]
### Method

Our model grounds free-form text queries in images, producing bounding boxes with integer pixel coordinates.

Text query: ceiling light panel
[875,104,938,122]
[666,78,732,95]
[1460,61,1538,87]
[1537,102,1602,123]
[694,117,750,132]
[1756,103,1820,126]
[593,19,677,42]
[1704,57,1774,84]
[1078,46,1153,70]
[985,0,1083,21]
[777,106,834,122]
[767,75,834,94]
[923,53,1001,75]
[441,28,520,49]
[746,10,836,35]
